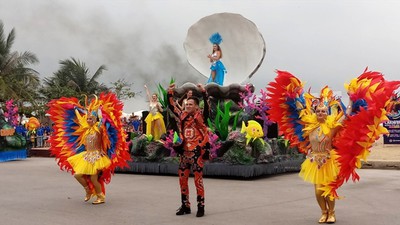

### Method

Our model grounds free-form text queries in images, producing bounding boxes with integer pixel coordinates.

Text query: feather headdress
[209,32,223,45]
[309,86,343,116]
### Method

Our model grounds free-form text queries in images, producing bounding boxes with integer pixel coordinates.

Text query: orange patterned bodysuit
[168,89,210,208]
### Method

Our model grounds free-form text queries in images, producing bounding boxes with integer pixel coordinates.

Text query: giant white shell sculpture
[184,13,266,85]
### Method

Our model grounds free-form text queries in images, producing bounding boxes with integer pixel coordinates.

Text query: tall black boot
[196,195,205,217]
[196,205,205,217]
[176,204,191,215]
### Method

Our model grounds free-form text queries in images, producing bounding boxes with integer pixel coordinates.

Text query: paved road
[1,158,399,225]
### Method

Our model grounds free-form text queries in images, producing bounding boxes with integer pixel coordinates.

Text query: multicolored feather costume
[266,69,400,199]
[47,92,131,191]
[265,70,309,154]
[323,70,400,199]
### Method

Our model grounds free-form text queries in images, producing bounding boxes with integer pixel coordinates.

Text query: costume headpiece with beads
[310,86,341,115]
[83,94,103,123]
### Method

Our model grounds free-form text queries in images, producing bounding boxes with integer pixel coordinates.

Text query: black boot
[196,205,205,217]
[176,205,191,215]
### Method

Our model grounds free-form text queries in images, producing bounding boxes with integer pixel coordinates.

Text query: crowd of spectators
[15,122,52,148]
[121,113,143,151]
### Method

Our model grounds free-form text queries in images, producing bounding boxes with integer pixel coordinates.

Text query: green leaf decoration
[157,83,168,108]
[208,100,241,141]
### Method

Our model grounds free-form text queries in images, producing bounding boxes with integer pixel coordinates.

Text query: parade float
[0,100,27,162]
[118,13,304,178]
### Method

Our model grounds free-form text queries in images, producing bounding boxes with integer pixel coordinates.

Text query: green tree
[42,58,108,100]
[110,78,136,100]
[0,21,40,104]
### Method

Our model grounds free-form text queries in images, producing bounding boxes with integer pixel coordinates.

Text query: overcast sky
[1,0,400,113]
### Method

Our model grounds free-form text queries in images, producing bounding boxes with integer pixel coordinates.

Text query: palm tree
[0,20,40,103]
[42,58,108,100]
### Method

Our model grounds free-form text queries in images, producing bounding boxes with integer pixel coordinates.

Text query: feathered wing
[95,92,131,184]
[47,97,86,172]
[322,69,400,199]
[266,70,311,153]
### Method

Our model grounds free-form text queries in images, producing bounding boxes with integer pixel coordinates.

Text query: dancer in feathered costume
[47,92,130,204]
[266,69,399,223]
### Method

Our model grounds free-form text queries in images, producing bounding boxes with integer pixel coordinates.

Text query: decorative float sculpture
[122,13,303,178]
[0,100,27,162]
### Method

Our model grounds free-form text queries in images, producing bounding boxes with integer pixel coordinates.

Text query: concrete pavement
[362,138,400,170]
[1,157,400,225]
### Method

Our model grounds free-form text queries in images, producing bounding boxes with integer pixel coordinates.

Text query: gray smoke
[0,1,205,112]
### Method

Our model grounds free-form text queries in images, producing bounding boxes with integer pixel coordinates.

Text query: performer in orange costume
[167,83,210,217]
